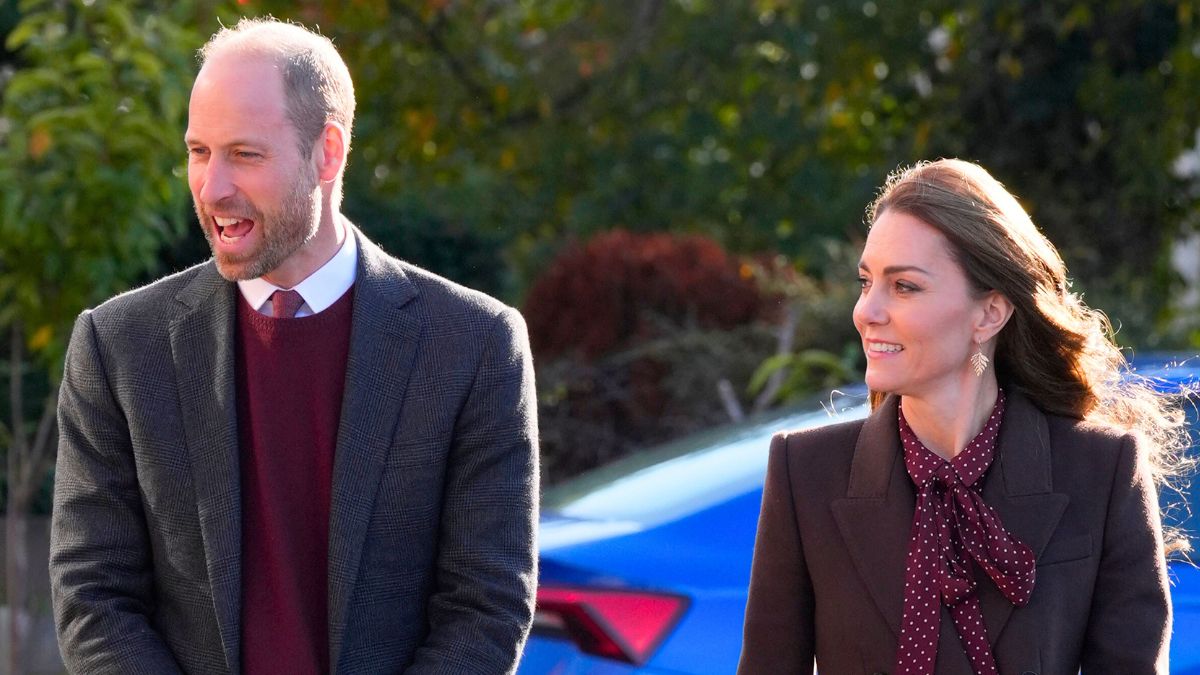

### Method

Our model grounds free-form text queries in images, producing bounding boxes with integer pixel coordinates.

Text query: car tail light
[533,585,689,665]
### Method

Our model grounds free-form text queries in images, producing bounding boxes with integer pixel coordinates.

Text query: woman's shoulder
[770,415,868,472]
[1039,409,1142,478]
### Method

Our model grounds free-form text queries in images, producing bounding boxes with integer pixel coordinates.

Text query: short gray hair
[199,17,356,162]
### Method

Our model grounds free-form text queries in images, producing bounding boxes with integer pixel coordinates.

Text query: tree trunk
[5,507,28,675]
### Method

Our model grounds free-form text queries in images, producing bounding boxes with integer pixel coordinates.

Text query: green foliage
[748,347,855,405]
[0,0,201,373]
[234,0,1200,343]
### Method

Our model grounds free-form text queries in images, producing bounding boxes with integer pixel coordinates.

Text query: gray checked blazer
[50,227,539,674]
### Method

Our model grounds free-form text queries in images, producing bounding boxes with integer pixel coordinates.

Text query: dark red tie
[893,391,1036,675]
[271,289,305,319]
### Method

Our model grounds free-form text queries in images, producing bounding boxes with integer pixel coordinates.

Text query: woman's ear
[976,291,1014,343]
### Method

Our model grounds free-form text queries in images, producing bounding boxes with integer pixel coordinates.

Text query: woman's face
[853,209,989,400]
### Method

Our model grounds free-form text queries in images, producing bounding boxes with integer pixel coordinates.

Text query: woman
[739,159,1186,674]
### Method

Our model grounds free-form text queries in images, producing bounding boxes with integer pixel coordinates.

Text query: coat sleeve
[405,307,539,674]
[1080,433,1171,674]
[738,432,815,673]
[50,311,184,674]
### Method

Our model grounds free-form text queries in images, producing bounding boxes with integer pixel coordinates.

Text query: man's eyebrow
[184,136,267,148]
[857,261,932,276]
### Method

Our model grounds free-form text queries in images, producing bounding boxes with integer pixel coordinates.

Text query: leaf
[27,324,52,351]
[747,352,794,394]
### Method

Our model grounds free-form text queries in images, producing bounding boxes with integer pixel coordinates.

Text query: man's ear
[976,291,1014,343]
[313,121,347,183]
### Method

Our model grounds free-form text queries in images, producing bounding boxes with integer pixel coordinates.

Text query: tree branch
[392,3,501,118]
[16,390,56,507]
[752,302,798,415]
[393,0,667,128]
[9,322,25,495]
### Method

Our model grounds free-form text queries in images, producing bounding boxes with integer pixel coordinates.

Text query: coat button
[1021,672,1037,675]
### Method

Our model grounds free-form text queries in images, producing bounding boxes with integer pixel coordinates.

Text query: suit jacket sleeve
[738,432,815,674]
[405,307,539,674]
[1080,433,1171,674]
[50,312,184,674]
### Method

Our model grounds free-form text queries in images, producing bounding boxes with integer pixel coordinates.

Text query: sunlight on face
[852,210,987,400]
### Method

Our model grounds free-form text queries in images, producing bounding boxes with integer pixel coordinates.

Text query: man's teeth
[870,342,903,353]
[214,216,241,227]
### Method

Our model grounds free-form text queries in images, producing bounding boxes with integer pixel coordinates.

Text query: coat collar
[831,390,1069,645]
[168,226,422,674]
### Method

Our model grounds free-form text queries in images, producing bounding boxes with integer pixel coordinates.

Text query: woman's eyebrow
[857,261,932,276]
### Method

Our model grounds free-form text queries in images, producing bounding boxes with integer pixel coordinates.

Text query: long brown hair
[866,159,1192,550]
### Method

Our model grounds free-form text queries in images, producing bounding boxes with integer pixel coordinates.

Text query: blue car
[519,355,1200,674]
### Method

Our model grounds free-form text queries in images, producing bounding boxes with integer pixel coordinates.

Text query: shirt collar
[236,225,359,315]
[898,388,1006,489]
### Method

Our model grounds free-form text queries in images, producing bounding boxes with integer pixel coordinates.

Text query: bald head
[198,18,356,163]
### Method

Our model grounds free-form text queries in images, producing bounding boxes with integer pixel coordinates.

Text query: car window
[543,390,869,525]
[1161,395,1200,545]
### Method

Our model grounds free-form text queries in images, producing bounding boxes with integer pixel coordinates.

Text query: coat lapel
[326,231,422,668]
[830,391,1070,645]
[976,390,1069,645]
[168,264,242,674]
[831,395,914,638]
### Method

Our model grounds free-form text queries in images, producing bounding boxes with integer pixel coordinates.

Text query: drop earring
[970,341,989,377]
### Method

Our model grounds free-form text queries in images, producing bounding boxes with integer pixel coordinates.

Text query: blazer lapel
[830,392,1070,645]
[327,231,422,668]
[168,264,242,674]
[831,395,915,639]
[976,390,1069,645]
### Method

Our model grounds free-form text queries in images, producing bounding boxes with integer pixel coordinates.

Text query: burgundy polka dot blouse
[894,390,1036,674]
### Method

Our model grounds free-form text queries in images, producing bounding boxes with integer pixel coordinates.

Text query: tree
[0,1,201,670]
[235,1,1199,346]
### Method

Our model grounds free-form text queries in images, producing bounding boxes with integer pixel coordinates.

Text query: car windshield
[543,390,870,525]
[544,375,1200,538]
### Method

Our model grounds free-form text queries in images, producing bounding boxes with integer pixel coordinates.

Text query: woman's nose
[853,286,887,326]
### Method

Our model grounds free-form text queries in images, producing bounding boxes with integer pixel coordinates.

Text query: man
[50,18,538,674]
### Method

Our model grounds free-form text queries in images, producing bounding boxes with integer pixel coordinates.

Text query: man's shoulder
[357,233,514,326]
[401,262,510,316]
[86,259,221,328]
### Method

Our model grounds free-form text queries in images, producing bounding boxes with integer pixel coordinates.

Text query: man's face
[185,54,320,282]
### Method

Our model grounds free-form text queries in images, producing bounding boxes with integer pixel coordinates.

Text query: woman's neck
[900,376,1000,460]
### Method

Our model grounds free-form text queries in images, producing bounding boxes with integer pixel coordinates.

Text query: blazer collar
[832,389,1069,645]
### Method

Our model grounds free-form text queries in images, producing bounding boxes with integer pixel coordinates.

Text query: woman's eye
[857,276,870,290]
[895,281,920,293]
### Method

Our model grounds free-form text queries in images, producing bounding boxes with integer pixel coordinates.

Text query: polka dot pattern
[892,390,1036,675]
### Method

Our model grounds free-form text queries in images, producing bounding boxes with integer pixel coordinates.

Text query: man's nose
[196,156,236,206]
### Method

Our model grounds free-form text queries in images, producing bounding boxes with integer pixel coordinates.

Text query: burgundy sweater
[235,288,354,675]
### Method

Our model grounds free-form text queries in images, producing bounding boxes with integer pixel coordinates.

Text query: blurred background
[1,0,1199,672]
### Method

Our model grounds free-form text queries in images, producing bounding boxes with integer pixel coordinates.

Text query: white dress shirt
[236,226,359,318]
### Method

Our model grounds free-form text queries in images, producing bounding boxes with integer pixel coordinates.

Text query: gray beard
[196,167,321,282]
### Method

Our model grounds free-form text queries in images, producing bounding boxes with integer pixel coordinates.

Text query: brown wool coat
[738,391,1170,675]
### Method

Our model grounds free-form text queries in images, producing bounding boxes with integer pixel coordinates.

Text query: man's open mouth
[213,215,255,242]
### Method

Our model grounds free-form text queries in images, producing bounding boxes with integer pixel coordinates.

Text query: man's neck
[263,210,346,289]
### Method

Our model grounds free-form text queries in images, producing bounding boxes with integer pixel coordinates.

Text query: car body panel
[520,356,1200,673]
